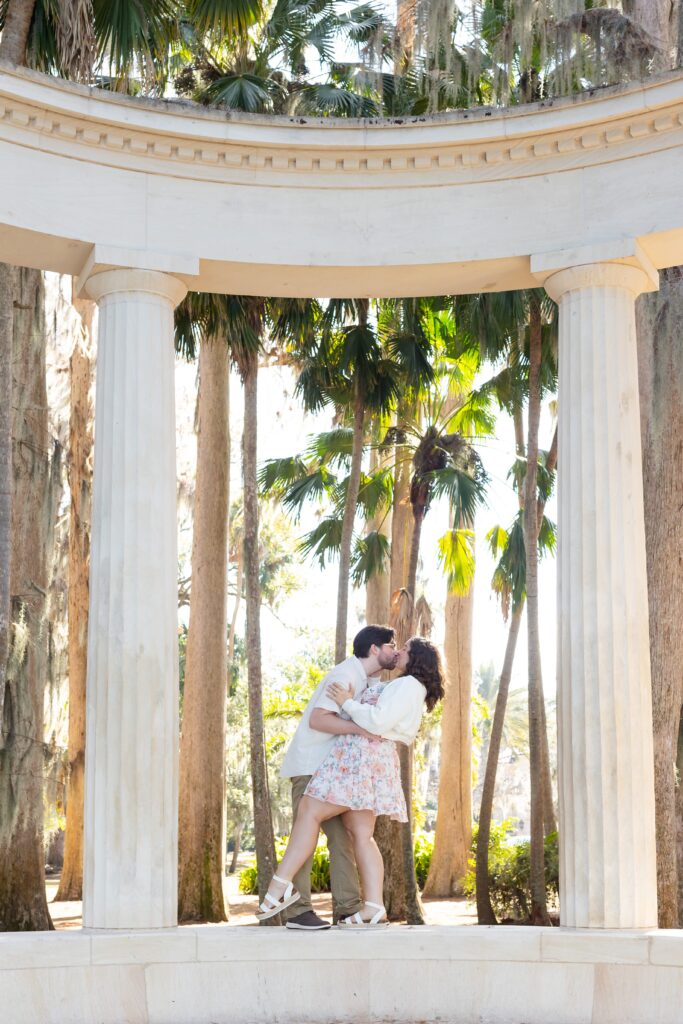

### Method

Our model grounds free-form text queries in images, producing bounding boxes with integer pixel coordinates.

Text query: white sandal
[255,874,300,921]
[338,901,388,928]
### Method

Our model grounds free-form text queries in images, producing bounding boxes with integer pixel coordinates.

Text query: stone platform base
[2,925,683,1023]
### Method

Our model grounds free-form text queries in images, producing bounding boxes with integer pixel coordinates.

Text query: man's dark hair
[352,624,395,658]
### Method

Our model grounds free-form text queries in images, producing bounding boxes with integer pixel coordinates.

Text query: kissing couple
[255,624,445,928]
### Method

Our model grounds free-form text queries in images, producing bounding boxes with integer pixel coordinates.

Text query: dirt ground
[46,858,478,929]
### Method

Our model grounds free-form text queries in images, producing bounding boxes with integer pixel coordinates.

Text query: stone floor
[45,869,479,929]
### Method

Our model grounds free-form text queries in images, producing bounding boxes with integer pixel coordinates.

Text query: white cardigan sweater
[341,674,426,745]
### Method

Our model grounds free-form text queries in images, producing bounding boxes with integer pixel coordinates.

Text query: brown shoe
[285,910,331,930]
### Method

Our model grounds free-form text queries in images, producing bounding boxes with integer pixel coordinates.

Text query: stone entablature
[2,61,683,299]
[2,63,683,186]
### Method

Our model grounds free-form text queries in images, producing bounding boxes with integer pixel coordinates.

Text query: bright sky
[179,361,559,700]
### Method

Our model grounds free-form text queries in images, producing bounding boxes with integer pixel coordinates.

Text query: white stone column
[82,269,187,929]
[545,261,658,928]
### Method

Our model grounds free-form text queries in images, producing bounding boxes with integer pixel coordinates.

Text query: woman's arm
[309,708,375,740]
[328,678,423,736]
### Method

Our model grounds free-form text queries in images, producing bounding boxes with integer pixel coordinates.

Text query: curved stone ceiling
[1,61,683,297]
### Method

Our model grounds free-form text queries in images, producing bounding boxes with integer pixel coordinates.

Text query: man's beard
[378,651,397,669]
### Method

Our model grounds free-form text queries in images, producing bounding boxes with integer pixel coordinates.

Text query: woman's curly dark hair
[403,636,445,712]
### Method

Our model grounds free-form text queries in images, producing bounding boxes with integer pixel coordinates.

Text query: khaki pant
[287,775,363,923]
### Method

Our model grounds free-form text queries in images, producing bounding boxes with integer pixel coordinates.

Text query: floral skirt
[305,734,407,822]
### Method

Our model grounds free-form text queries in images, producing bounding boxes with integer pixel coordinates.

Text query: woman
[256,637,445,926]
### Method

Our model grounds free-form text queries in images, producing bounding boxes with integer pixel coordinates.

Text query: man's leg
[322,813,363,924]
[285,776,314,921]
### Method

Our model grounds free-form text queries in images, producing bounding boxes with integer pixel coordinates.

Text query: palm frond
[200,72,284,111]
[282,467,337,518]
[351,530,390,586]
[185,0,264,37]
[438,527,476,596]
[305,428,354,467]
[356,467,393,518]
[299,516,343,567]
[258,456,309,496]
[291,82,379,116]
[427,461,488,525]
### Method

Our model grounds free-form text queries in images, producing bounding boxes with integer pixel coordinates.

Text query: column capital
[84,267,188,307]
[530,238,659,301]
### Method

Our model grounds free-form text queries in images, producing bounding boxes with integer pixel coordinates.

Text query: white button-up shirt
[280,656,369,778]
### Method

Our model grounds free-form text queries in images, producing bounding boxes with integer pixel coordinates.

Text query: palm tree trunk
[178,338,230,922]
[0,264,15,734]
[0,0,36,63]
[399,741,423,924]
[636,267,683,927]
[524,295,550,926]
[242,358,277,915]
[0,268,53,930]
[365,441,391,625]
[476,605,524,924]
[423,579,474,896]
[228,548,243,665]
[677,710,683,922]
[390,503,426,924]
[376,404,415,921]
[629,0,683,933]
[335,380,365,663]
[55,289,93,902]
[476,419,558,924]
[229,822,243,874]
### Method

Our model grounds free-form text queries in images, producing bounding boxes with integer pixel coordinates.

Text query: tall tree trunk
[423,578,474,896]
[55,288,93,902]
[0,268,53,930]
[365,442,391,625]
[0,0,36,63]
[228,548,242,665]
[623,0,679,67]
[376,403,415,921]
[539,687,556,835]
[0,264,16,733]
[677,710,683,922]
[475,422,558,924]
[242,359,277,916]
[636,268,683,928]
[524,295,550,926]
[475,606,524,924]
[335,380,365,663]
[178,338,230,922]
[629,0,683,931]
[229,822,242,875]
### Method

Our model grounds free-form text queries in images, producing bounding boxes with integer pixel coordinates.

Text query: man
[279,624,398,930]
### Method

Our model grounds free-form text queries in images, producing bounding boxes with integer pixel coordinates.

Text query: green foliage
[464,821,559,922]
[240,831,437,894]
[413,830,434,890]
[240,836,331,894]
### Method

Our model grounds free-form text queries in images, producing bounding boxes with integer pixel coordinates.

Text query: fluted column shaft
[547,262,658,929]
[82,269,187,929]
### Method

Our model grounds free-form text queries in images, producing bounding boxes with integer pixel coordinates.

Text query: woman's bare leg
[342,810,383,913]
[265,796,348,902]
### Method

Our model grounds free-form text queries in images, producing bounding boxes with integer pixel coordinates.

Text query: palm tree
[423,366,496,899]
[55,289,94,903]
[0,268,54,931]
[475,434,558,924]
[626,0,683,931]
[294,299,406,662]
[456,287,557,924]
[174,295,233,923]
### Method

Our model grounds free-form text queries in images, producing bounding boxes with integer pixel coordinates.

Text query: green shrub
[463,820,559,921]
[239,831,438,894]
[414,829,434,890]
[239,836,330,895]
